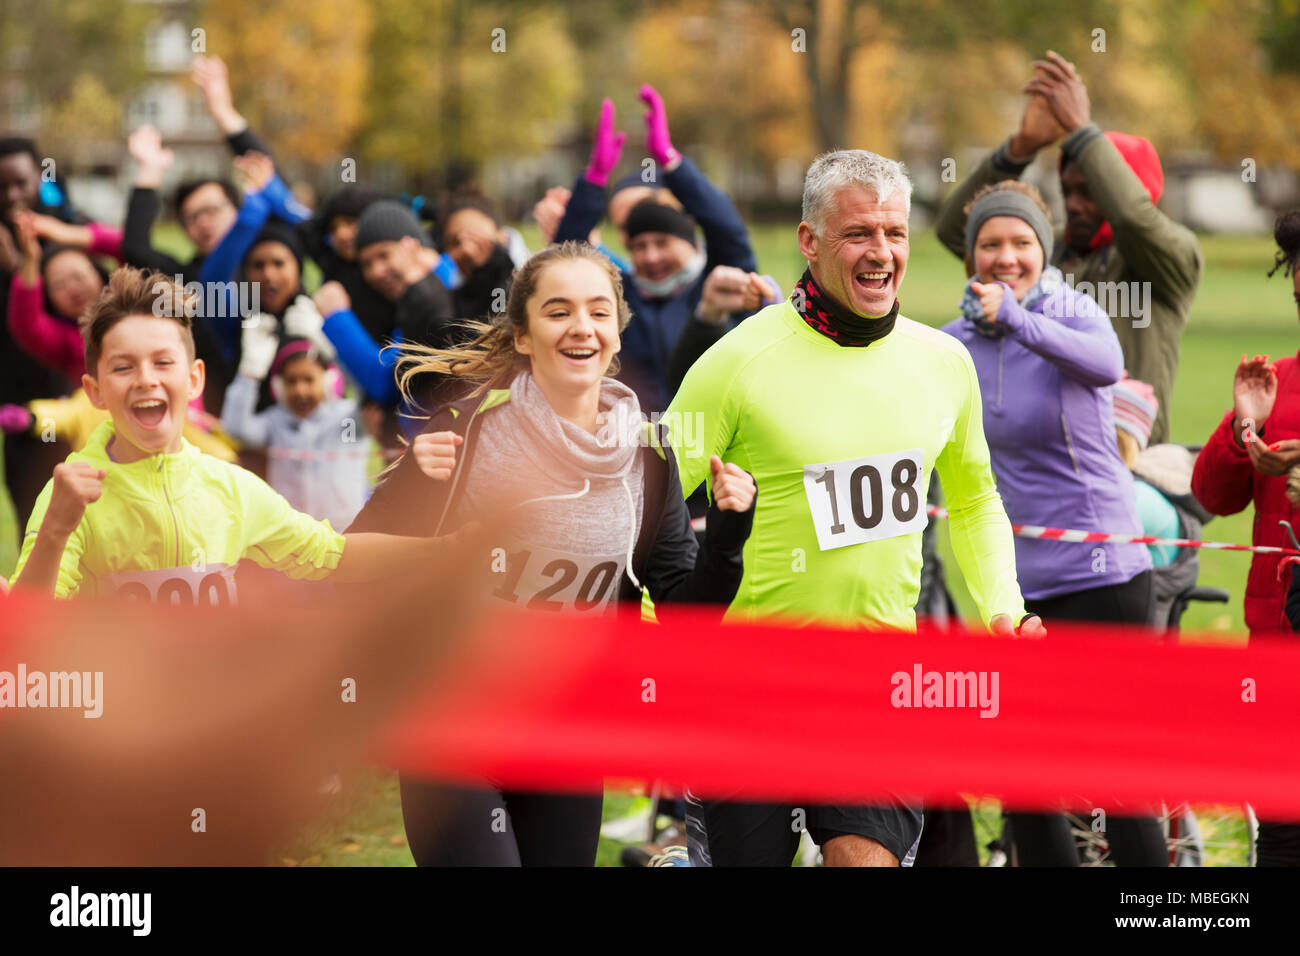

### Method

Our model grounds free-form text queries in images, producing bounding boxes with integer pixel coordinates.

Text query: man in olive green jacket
[935,51,1202,445]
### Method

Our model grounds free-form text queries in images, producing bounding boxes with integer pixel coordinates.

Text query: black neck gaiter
[793,268,898,347]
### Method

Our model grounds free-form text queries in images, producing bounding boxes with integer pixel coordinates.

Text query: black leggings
[398,776,603,866]
[1007,570,1168,866]
[1256,820,1300,866]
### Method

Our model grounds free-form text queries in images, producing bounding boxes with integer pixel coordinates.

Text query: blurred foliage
[0,0,152,103]
[0,0,151,162]
[359,0,581,188]
[202,0,373,171]
[39,75,124,165]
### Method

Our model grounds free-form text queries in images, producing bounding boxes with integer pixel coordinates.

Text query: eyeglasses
[181,202,233,228]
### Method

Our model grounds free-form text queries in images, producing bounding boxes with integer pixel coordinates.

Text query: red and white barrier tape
[689,507,1300,556]
[924,504,1300,556]
[266,447,372,463]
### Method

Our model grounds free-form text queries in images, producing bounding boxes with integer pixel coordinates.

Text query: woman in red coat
[1191,210,1300,636]
[1193,211,1300,867]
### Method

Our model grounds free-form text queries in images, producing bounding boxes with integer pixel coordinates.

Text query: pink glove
[584,98,626,188]
[0,404,33,435]
[640,84,680,168]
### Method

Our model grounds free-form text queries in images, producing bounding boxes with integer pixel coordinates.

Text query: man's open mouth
[130,398,168,429]
[856,271,891,292]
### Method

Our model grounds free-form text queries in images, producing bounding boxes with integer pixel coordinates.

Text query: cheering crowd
[2,48,1299,867]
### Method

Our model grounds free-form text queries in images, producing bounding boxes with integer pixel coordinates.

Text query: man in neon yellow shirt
[13,267,460,601]
[667,149,1044,867]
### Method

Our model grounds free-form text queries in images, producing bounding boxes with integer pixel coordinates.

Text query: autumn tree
[198,0,374,177]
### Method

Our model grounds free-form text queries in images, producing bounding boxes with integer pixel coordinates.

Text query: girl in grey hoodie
[349,241,756,866]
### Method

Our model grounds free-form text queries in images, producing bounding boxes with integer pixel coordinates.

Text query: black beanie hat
[624,198,696,245]
[356,200,431,253]
[243,218,305,271]
[319,185,386,227]
[611,169,665,196]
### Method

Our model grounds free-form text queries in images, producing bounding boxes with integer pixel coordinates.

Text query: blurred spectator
[553,87,762,414]
[1195,210,1300,637]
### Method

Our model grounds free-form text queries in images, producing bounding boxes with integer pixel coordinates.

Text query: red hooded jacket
[1191,356,1300,635]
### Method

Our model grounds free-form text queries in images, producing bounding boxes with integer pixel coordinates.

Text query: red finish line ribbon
[384,608,1300,819]
[4,594,1298,819]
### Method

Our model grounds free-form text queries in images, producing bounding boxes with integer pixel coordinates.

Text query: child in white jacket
[221,317,370,531]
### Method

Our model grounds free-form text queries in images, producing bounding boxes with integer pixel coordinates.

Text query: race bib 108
[802,449,926,551]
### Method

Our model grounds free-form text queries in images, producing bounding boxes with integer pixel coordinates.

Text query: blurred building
[1,0,224,225]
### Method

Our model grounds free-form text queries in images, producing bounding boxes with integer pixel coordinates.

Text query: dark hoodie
[299,186,395,343]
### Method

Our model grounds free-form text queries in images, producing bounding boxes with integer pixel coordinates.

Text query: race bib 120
[802,449,926,551]
[489,545,625,615]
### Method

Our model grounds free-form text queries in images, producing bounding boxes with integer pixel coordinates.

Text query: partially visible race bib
[488,544,625,615]
[103,564,239,606]
[802,449,926,551]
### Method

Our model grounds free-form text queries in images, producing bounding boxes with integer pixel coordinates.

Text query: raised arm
[193,56,311,224]
[219,316,279,449]
[121,125,185,274]
[1026,51,1201,301]
[11,466,99,598]
[972,280,1123,387]
[934,81,1067,260]
[637,84,755,273]
[554,97,623,246]
[6,214,86,381]
[1190,355,1275,517]
[316,281,401,404]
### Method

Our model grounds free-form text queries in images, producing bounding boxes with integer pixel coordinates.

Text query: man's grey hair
[801,149,913,235]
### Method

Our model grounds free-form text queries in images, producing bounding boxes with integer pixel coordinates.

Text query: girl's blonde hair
[393,241,633,406]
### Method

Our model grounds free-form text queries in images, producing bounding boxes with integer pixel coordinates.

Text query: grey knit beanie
[964,190,1054,263]
[355,200,430,252]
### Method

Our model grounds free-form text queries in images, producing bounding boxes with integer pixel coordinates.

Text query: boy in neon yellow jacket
[12,268,456,601]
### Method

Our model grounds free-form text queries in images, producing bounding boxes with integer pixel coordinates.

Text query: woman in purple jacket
[942,181,1161,867]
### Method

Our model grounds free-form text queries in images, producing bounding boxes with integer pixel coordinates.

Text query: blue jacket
[200,175,310,362]
[942,281,1152,600]
[555,157,756,413]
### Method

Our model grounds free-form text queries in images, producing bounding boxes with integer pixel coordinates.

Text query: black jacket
[451,244,515,322]
[298,217,395,344]
[347,385,754,616]
[119,126,272,413]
